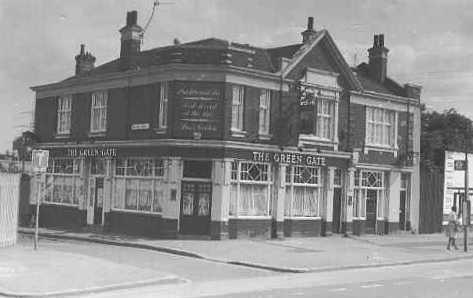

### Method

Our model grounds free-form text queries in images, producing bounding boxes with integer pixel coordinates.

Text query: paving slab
[0,241,185,297]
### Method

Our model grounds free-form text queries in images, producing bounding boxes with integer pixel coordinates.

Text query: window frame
[229,160,272,218]
[158,81,169,130]
[284,165,323,218]
[112,157,166,214]
[90,91,108,134]
[41,158,81,207]
[365,106,398,149]
[56,95,72,135]
[231,85,245,134]
[298,85,339,147]
[258,89,271,136]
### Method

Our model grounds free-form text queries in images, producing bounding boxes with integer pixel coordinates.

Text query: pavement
[0,237,186,298]
[17,227,473,275]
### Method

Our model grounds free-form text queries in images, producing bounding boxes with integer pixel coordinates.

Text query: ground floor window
[284,166,322,217]
[112,158,166,213]
[353,169,386,218]
[42,158,81,206]
[230,161,272,216]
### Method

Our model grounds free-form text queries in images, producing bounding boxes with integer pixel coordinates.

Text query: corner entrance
[179,160,212,235]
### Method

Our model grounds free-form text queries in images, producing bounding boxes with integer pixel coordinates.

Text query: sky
[1,0,473,152]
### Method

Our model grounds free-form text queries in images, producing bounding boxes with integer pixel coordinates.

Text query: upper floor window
[158,81,168,129]
[57,95,72,135]
[259,89,271,135]
[366,107,396,147]
[231,85,245,131]
[300,87,338,141]
[90,91,108,133]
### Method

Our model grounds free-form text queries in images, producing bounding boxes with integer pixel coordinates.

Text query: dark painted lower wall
[284,218,322,237]
[36,204,86,230]
[105,211,178,239]
[387,222,399,234]
[321,220,332,236]
[352,219,365,235]
[377,220,386,235]
[342,221,353,234]
[228,218,272,239]
[210,221,229,240]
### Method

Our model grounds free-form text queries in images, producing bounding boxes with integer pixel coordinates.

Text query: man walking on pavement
[446,206,459,250]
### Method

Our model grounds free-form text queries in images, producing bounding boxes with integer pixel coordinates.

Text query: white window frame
[298,86,339,148]
[112,157,166,214]
[41,158,81,207]
[90,91,108,133]
[229,160,272,218]
[231,85,245,134]
[158,81,169,130]
[284,165,322,218]
[353,169,386,220]
[258,89,271,137]
[56,95,72,135]
[365,107,398,149]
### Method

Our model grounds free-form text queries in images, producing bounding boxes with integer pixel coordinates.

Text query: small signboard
[31,149,49,172]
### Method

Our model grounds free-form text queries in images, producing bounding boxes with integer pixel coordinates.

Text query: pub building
[29,12,421,239]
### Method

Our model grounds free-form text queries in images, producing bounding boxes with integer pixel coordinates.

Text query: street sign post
[31,150,49,250]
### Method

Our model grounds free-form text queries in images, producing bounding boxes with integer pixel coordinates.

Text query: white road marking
[328,288,347,292]
[360,283,384,288]
[392,281,413,286]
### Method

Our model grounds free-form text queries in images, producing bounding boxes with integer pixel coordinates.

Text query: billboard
[444,151,473,224]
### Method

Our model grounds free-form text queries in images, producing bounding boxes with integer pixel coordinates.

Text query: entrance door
[94,178,104,225]
[366,189,377,234]
[332,188,342,233]
[87,177,104,225]
[399,191,406,230]
[180,182,212,235]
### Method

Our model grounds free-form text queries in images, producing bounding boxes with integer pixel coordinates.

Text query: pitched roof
[353,63,406,96]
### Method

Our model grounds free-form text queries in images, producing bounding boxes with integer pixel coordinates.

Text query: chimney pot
[379,34,384,47]
[308,17,314,30]
[368,33,389,83]
[126,11,138,26]
[80,44,85,55]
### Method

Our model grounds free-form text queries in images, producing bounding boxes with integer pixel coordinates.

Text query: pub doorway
[366,189,377,234]
[332,187,342,233]
[86,159,106,226]
[179,160,212,235]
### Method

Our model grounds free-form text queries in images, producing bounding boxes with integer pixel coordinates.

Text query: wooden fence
[419,165,444,233]
[0,173,21,247]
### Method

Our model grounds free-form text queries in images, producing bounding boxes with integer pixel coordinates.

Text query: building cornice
[32,64,294,99]
[35,139,353,159]
[350,90,420,107]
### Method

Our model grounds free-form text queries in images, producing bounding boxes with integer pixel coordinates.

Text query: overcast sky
[1,0,473,152]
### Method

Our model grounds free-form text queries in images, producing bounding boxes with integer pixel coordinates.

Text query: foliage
[421,107,473,170]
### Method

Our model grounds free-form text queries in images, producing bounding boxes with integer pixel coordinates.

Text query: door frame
[179,177,212,234]
[87,175,105,225]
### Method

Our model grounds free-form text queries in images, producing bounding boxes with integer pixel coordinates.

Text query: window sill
[54,133,71,139]
[42,201,79,208]
[284,216,322,220]
[258,133,272,141]
[154,128,167,134]
[364,144,398,157]
[298,134,338,150]
[231,129,247,138]
[111,208,163,216]
[228,215,272,220]
[88,131,106,138]
[353,217,367,220]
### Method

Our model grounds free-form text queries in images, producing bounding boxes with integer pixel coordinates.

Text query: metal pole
[34,172,40,250]
[464,150,468,252]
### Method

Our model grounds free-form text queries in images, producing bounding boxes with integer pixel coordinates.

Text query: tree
[421,107,473,170]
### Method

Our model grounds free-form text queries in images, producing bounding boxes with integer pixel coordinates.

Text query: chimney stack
[119,10,143,59]
[301,17,317,43]
[75,44,96,75]
[368,34,389,83]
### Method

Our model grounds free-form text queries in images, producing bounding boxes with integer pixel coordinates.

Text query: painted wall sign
[174,81,223,138]
[131,123,150,130]
[252,151,326,167]
[67,148,117,158]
